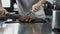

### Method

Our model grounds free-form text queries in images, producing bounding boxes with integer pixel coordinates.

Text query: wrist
[37,1,42,6]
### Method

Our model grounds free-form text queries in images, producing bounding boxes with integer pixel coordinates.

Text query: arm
[39,0,46,4]
[0,0,2,8]
[39,0,46,6]
[0,0,8,15]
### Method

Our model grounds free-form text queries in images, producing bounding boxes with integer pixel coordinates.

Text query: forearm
[39,0,46,6]
[0,0,2,8]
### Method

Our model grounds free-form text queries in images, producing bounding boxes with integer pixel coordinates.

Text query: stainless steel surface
[52,10,60,29]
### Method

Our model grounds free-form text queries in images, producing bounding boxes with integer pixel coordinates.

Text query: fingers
[0,8,8,15]
[18,17,34,23]
[24,17,32,23]
[0,9,4,15]
[32,5,40,12]
[29,18,34,23]
[25,17,30,22]
[4,9,8,15]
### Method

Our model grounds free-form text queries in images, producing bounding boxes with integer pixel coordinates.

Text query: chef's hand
[18,16,34,23]
[32,2,41,12]
[0,8,8,15]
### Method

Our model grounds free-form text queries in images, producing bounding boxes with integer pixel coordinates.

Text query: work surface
[0,16,52,34]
